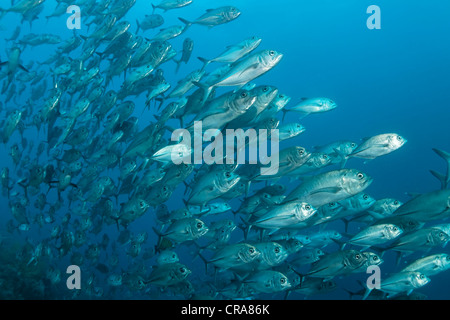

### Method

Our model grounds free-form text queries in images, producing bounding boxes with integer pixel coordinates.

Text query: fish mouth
[273,53,284,65]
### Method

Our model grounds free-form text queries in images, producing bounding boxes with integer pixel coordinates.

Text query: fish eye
[329,202,336,207]
[280,278,286,284]
[262,86,269,92]
[440,232,445,238]
[351,143,356,148]
[393,226,398,231]
[180,267,186,273]
[225,172,231,178]
[240,92,247,98]
[355,254,361,260]
[394,200,399,205]
[363,194,369,200]
[397,136,402,141]
[274,247,280,253]
[249,248,255,253]
[357,173,364,179]
[305,205,311,210]
[196,222,203,228]
[269,50,275,56]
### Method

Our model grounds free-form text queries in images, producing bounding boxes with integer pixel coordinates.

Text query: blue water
[1,0,450,300]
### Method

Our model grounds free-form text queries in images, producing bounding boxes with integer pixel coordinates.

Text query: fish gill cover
[0,0,449,301]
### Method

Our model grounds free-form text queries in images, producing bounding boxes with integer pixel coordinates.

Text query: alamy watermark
[167,121,280,176]
[367,5,381,30]
[66,265,81,290]
[67,5,81,30]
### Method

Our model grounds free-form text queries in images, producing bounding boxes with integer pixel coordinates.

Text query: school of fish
[0,0,449,300]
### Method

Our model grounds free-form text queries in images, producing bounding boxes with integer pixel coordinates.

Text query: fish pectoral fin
[238,63,259,77]
[309,187,343,195]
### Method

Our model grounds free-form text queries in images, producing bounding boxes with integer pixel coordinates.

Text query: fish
[349,133,407,160]
[346,223,403,249]
[199,242,260,271]
[363,271,430,300]
[194,50,283,104]
[136,14,164,33]
[152,0,192,12]
[179,6,241,29]
[306,249,368,280]
[174,38,194,73]
[243,270,291,294]
[401,253,450,277]
[285,169,373,207]
[283,97,337,119]
[198,36,262,71]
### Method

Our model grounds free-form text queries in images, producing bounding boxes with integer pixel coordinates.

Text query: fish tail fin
[432,147,450,188]
[178,17,192,29]
[433,147,450,163]
[430,170,447,190]
[238,216,252,239]
[362,287,373,300]
[197,251,209,273]
[151,4,157,13]
[135,19,141,33]
[197,57,210,71]
[175,61,181,74]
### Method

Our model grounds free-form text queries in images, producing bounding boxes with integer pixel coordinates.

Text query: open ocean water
[0,0,450,302]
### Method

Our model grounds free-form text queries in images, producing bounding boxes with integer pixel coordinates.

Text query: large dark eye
[373,256,378,261]
[240,92,247,98]
[249,248,254,253]
[397,136,402,141]
[225,172,231,178]
[355,254,361,260]
[269,50,275,56]
[305,205,311,210]
[280,278,285,284]
[393,226,398,231]
[197,222,203,229]
[263,87,269,92]
[329,202,336,207]
[274,247,280,253]
[351,143,356,148]
[394,200,399,205]
[180,267,186,273]
[363,194,369,200]
[357,173,364,179]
